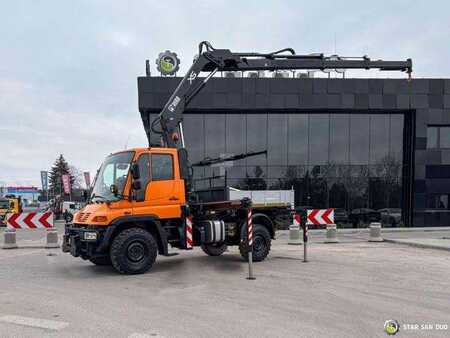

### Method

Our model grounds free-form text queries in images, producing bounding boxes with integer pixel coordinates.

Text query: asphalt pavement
[0,225,449,337]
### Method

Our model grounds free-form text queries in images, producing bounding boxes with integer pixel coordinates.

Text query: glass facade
[182,112,404,216]
[427,126,450,149]
[139,77,450,228]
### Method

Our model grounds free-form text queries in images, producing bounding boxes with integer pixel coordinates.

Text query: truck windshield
[90,151,134,202]
[0,200,9,209]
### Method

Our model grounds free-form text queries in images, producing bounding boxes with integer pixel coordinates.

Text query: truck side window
[136,154,150,201]
[151,154,173,181]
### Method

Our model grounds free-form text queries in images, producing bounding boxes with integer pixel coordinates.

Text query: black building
[138,76,450,227]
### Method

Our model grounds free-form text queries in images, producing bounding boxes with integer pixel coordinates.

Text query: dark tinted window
[427,126,450,149]
[328,178,348,209]
[184,114,204,163]
[183,111,404,219]
[205,114,226,158]
[227,166,246,179]
[330,114,349,164]
[288,114,308,165]
[427,194,449,209]
[347,176,369,209]
[246,114,267,166]
[427,126,438,149]
[151,154,173,181]
[147,113,161,146]
[268,114,287,165]
[370,115,390,164]
[350,115,369,164]
[390,115,404,161]
[226,114,246,156]
[309,114,329,164]
[440,127,450,148]
[136,154,150,201]
[245,165,267,190]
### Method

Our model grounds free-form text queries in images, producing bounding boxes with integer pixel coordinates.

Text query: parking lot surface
[0,228,449,337]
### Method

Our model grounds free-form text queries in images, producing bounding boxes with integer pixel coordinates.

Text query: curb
[383,238,450,252]
[277,227,450,236]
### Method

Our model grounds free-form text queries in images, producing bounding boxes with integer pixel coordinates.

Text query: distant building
[2,186,40,205]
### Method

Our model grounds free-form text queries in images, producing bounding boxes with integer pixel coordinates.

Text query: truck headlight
[83,231,98,241]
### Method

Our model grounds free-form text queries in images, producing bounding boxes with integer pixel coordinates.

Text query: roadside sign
[62,175,71,194]
[40,171,48,190]
[6,211,53,229]
[307,208,334,225]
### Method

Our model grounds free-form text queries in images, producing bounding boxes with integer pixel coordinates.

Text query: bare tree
[69,165,84,189]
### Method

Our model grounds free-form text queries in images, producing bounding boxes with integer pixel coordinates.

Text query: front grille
[77,212,91,222]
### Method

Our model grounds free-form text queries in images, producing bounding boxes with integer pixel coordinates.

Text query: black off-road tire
[201,242,228,256]
[110,228,157,274]
[239,224,271,262]
[89,256,111,266]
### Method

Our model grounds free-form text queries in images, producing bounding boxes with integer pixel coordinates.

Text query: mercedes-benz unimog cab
[63,41,412,274]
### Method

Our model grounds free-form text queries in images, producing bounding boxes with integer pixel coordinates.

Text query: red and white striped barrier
[247,209,253,247]
[185,216,193,249]
[246,208,256,280]
[6,212,53,229]
[307,208,334,225]
[293,213,301,228]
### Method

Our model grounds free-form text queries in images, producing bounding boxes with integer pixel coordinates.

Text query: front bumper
[62,224,108,259]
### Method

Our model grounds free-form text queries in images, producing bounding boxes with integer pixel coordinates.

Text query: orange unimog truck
[62,41,412,274]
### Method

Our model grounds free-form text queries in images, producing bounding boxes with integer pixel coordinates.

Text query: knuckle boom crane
[148,41,411,193]
[64,42,412,274]
[151,41,412,149]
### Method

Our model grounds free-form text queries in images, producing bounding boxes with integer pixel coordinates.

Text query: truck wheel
[239,224,271,262]
[89,256,111,266]
[201,243,227,256]
[110,228,157,274]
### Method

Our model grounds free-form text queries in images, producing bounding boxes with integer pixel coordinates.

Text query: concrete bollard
[288,213,302,245]
[3,229,18,249]
[45,229,60,248]
[324,224,339,243]
[369,222,383,242]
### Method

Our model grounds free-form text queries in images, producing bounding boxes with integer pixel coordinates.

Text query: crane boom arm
[155,41,412,148]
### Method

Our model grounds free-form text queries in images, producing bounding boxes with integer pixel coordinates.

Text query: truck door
[148,153,176,202]
[132,152,181,218]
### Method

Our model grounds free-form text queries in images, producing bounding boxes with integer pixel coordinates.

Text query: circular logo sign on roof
[156,50,180,76]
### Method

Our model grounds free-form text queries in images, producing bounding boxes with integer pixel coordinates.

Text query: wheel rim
[253,235,265,252]
[127,241,146,262]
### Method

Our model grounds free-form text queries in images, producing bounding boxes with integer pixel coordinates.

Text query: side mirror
[83,190,88,200]
[110,184,118,196]
[131,163,140,180]
[132,180,141,190]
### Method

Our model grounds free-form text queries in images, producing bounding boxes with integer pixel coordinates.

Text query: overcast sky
[1,0,449,187]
